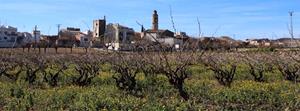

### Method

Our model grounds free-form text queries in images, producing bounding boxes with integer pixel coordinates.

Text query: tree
[42,56,69,87]
[204,53,237,87]
[72,55,103,86]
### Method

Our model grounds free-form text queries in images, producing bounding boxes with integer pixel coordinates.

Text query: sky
[0,0,299,40]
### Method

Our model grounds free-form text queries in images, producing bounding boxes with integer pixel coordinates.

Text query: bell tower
[152,10,159,31]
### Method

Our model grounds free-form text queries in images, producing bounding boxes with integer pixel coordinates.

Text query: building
[80,30,93,47]
[141,10,184,48]
[105,23,135,50]
[93,17,106,38]
[0,25,35,48]
[0,26,21,48]
[272,38,300,47]
[246,38,271,47]
[152,10,159,31]
[40,35,58,47]
[57,27,82,47]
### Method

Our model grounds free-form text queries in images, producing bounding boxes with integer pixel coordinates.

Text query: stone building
[105,23,135,50]
[93,17,106,38]
[141,10,184,48]
[57,27,83,47]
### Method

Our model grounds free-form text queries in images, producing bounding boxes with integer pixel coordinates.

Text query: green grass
[0,64,299,110]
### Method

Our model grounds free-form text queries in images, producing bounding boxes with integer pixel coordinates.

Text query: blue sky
[0,0,299,40]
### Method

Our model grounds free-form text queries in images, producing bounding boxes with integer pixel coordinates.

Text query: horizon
[0,0,299,40]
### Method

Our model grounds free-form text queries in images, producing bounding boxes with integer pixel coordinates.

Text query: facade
[93,18,106,38]
[80,30,93,47]
[57,27,82,47]
[0,25,35,48]
[246,38,271,47]
[0,26,19,48]
[40,35,58,47]
[105,23,135,50]
[142,29,178,46]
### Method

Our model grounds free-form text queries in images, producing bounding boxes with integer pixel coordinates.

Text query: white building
[80,30,93,47]
[0,25,42,48]
[0,26,25,48]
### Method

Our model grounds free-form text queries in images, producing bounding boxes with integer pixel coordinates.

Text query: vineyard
[0,48,300,110]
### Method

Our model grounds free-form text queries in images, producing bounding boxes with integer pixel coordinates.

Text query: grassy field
[0,49,299,110]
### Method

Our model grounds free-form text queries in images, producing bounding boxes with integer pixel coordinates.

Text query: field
[0,48,300,110]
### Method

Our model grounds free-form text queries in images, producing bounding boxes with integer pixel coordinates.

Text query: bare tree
[242,53,272,82]
[204,53,237,87]
[22,55,47,85]
[42,56,69,87]
[275,52,300,83]
[110,52,142,96]
[72,55,103,86]
[0,56,23,81]
[153,49,197,100]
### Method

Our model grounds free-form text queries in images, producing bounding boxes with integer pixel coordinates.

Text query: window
[4,37,7,39]
[84,38,88,41]
[11,32,16,35]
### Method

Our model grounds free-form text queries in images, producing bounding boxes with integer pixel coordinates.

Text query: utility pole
[34,25,37,50]
[289,11,294,47]
[197,17,201,37]
[56,24,61,53]
[57,24,61,35]
[56,24,61,44]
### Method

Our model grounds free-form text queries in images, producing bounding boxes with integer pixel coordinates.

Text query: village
[0,10,299,51]
[1,0,300,109]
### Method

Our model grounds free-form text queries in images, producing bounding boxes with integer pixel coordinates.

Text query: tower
[93,16,106,38]
[152,10,159,31]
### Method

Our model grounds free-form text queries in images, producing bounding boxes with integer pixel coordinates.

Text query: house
[57,27,82,47]
[246,38,271,47]
[273,38,300,47]
[40,35,58,47]
[142,29,183,48]
[80,30,93,48]
[0,25,34,48]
